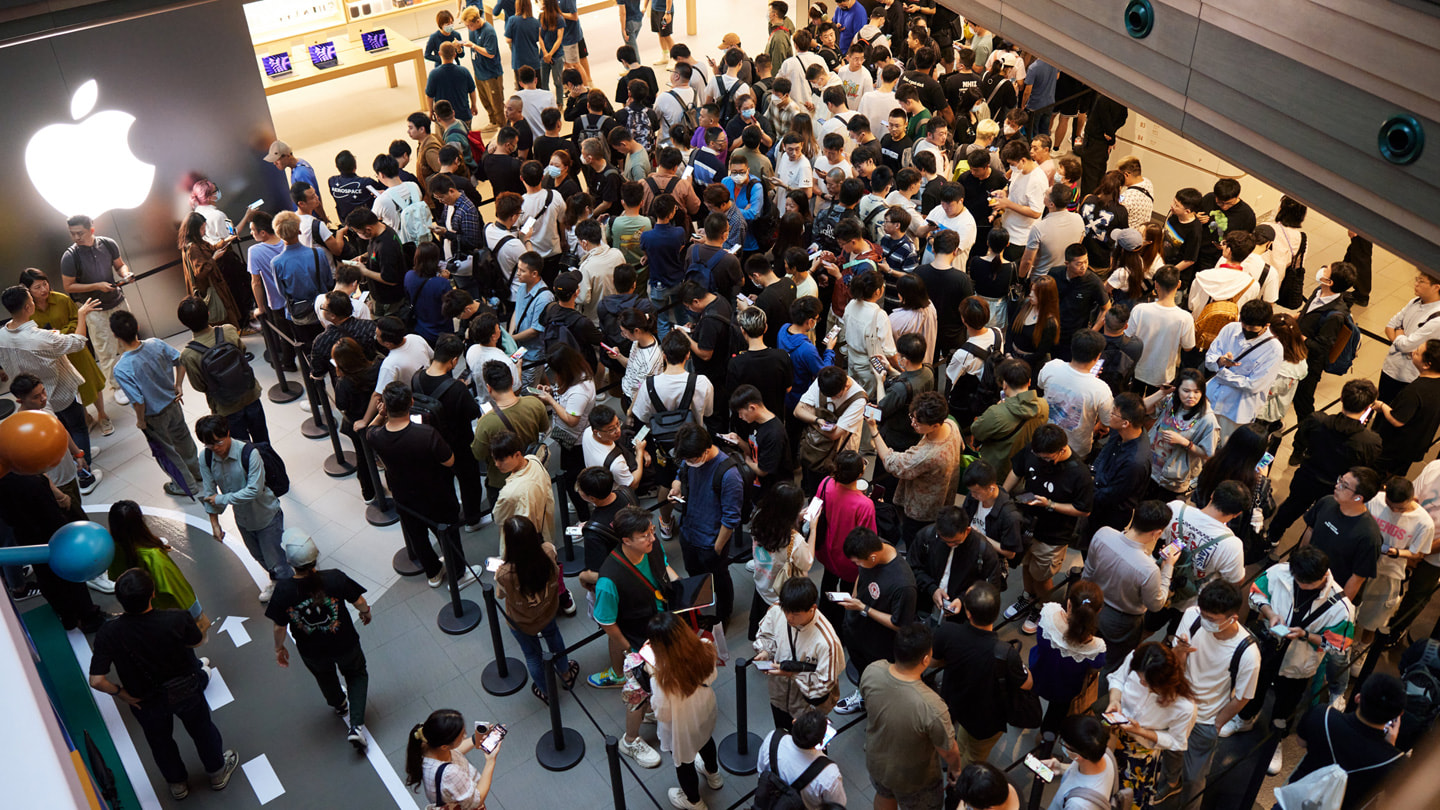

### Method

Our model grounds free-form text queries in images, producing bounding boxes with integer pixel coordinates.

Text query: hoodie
[971,389,1048,472]
[1188,263,1261,312]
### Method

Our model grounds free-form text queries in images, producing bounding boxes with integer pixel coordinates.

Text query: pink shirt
[816,477,876,583]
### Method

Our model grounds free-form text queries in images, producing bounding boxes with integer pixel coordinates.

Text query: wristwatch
[861,605,871,618]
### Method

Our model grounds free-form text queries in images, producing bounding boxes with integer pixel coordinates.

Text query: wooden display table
[257,27,425,108]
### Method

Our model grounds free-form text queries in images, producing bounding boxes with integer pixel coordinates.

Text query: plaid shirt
[879,235,919,275]
[310,316,380,377]
[446,193,484,253]
[0,320,85,408]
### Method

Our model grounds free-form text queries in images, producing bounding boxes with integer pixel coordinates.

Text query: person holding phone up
[405,708,502,810]
[1103,642,1197,809]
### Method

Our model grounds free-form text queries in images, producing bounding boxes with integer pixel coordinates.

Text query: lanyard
[610,550,665,605]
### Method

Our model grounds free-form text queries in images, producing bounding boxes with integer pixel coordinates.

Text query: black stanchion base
[436,599,482,635]
[846,660,860,686]
[481,659,528,696]
[535,728,586,771]
[268,382,303,404]
[392,549,425,576]
[717,732,760,775]
[323,452,357,477]
[300,417,328,439]
[561,551,585,577]
[368,503,400,527]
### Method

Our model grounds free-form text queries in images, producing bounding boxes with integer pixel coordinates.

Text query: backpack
[712,75,744,124]
[1062,751,1133,810]
[394,183,434,245]
[1277,231,1308,309]
[1163,505,1236,605]
[474,231,519,303]
[1398,638,1440,750]
[947,329,1003,426]
[685,245,729,291]
[1272,709,1403,810]
[205,441,290,497]
[445,121,479,172]
[797,389,867,474]
[542,304,585,357]
[1095,337,1138,397]
[622,105,659,153]
[711,443,758,522]
[1323,311,1361,374]
[646,373,699,461]
[752,732,832,810]
[1194,277,1255,351]
[666,90,699,133]
[186,327,256,404]
[576,113,612,147]
[409,369,458,427]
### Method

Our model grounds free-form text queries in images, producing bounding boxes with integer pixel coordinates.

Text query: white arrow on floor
[217,616,251,647]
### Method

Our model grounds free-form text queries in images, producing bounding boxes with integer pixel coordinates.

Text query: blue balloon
[49,521,115,583]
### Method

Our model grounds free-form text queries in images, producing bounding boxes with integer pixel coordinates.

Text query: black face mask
[1242,326,1265,339]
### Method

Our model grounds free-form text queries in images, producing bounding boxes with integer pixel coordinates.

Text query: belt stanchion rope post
[717,657,760,775]
[535,651,585,770]
[604,735,626,810]
[293,345,329,439]
[309,371,356,477]
[480,581,526,695]
[355,429,402,530]
[433,515,481,634]
[260,316,303,404]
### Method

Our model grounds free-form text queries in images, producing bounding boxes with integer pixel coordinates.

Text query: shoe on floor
[668,787,707,809]
[428,566,448,588]
[1219,715,1254,738]
[455,567,478,589]
[834,691,864,715]
[657,518,675,540]
[1021,610,1040,635]
[169,781,190,800]
[463,513,494,531]
[209,749,239,790]
[347,725,368,751]
[97,418,115,436]
[78,468,102,495]
[694,754,723,789]
[1267,746,1284,776]
[745,559,755,573]
[588,667,625,688]
[199,657,213,679]
[87,571,116,594]
[1331,694,1347,712]
[653,57,672,67]
[620,734,662,768]
[10,583,42,601]
[259,581,275,603]
[559,588,577,617]
[163,481,189,497]
[1004,592,1036,621]
[334,700,349,718]
[113,388,130,406]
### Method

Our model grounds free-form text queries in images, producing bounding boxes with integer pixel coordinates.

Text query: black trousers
[1267,472,1331,546]
[1292,357,1325,421]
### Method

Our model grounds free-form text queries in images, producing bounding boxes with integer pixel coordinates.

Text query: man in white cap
[266,529,373,751]
[265,140,325,219]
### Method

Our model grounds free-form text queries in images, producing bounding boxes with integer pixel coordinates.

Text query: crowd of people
[4,2,1440,809]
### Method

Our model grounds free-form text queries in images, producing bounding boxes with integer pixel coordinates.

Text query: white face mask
[1200,617,1230,634]
[442,24,454,33]
[1003,124,1017,135]
[545,165,562,178]
[731,172,748,182]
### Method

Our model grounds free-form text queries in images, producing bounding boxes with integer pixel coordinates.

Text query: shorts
[563,43,580,63]
[578,38,588,60]
[871,777,944,810]
[1055,88,1094,117]
[621,650,652,710]
[1357,574,1403,631]
[650,10,673,36]
[1025,538,1068,582]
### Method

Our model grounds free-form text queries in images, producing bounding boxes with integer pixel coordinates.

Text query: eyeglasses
[1335,477,1354,492]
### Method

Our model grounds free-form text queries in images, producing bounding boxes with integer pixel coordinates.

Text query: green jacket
[971,389,1048,473]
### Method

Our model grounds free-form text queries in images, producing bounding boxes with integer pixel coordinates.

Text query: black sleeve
[175,610,203,647]
[888,580,918,626]
[753,428,784,477]
[329,570,368,603]
[908,532,938,596]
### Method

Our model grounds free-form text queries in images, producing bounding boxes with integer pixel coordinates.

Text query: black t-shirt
[901,70,947,118]
[615,66,659,107]
[1010,448,1096,546]
[329,173,382,221]
[483,153,525,196]
[943,69,982,117]
[1053,270,1110,339]
[958,168,1006,228]
[754,278,798,347]
[533,135,580,169]
[1377,376,1440,462]
[366,227,407,303]
[1196,194,1257,269]
[845,553,918,662]
[584,165,624,214]
[1292,707,1403,810]
[335,360,382,423]
[692,296,734,386]
[366,422,459,518]
[513,119,535,157]
[90,610,203,699]
[916,263,975,354]
[967,254,1016,299]
[932,621,1025,738]
[689,243,743,300]
[981,73,1017,118]
[1162,214,1205,270]
[726,347,794,417]
[742,415,793,481]
[413,369,483,450]
[879,134,914,173]
[265,570,367,659]
[582,488,640,572]
[1078,195,1130,267]
[1303,496,1382,588]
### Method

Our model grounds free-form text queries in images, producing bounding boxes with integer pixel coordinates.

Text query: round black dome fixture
[1378,114,1424,166]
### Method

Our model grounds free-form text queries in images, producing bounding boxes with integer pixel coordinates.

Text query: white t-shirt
[582,426,637,487]
[1176,606,1262,725]
[1045,755,1117,810]
[372,181,425,233]
[315,292,371,329]
[857,89,897,138]
[1126,302,1197,387]
[947,327,1002,385]
[655,86,698,130]
[884,190,923,236]
[756,731,846,810]
[1382,297,1440,382]
[1240,253,1280,304]
[1002,164,1048,246]
[375,335,434,393]
[811,155,853,181]
[835,65,874,110]
[799,377,867,450]
[465,344,520,396]
[1037,359,1114,457]
[1367,495,1435,579]
[913,139,951,179]
[521,188,567,258]
[1162,500,1246,605]
[705,74,749,108]
[549,379,596,446]
[971,503,993,536]
[774,154,815,209]
[924,205,978,262]
[516,88,553,140]
[485,223,529,301]
[630,371,714,424]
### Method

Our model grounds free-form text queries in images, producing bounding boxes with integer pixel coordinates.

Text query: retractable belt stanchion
[535,651,585,770]
[304,364,356,477]
[480,581,526,695]
[260,317,303,404]
[355,430,402,530]
[718,657,760,775]
[605,735,625,810]
[293,345,328,439]
[433,517,481,635]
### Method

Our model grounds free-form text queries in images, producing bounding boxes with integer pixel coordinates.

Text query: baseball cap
[717,33,741,51]
[996,52,1017,68]
[1253,224,1276,243]
[552,271,581,300]
[1113,228,1145,251]
[265,140,294,163]
[282,529,319,567]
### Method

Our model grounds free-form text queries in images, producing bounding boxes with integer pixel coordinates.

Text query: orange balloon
[0,410,70,475]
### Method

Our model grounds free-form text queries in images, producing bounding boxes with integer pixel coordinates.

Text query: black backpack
[1399,639,1440,750]
[205,442,290,497]
[947,328,1004,426]
[186,327,257,404]
[542,304,586,358]
[473,231,518,304]
[712,75,744,124]
[710,441,758,522]
[1096,337,1138,396]
[576,113,612,147]
[409,369,458,426]
[752,732,832,810]
[645,373,698,461]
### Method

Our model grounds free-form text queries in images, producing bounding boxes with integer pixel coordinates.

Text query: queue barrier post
[717,657,760,775]
[535,652,585,771]
[306,369,356,477]
[259,316,303,404]
[605,735,625,810]
[433,521,481,635]
[354,430,402,531]
[480,582,527,695]
[292,344,329,439]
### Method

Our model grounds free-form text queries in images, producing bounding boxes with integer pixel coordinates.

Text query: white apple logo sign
[25,79,156,219]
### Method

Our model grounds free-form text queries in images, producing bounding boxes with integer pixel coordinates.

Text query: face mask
[1242,326,1264,339]
[731,172,748,183]
[545,165,562,178]
[1003,124,1017,135]
[212,190,223,201]
[1316,268,1329,284]
[772,94,784,106]
[442,24,454,33]
[741,108,755,119]
[1200,617,1230,634]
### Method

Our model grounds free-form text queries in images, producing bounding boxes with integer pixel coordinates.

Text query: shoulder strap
[830,388,866,416]
[239,442,255,477]
[1231,334,1277,364]
[646,375,666,412]
[1294,592,1344,631]
[791,753,834,791]
[433,762,450,805]
[1228,632,1255,694]
[680,372,698,409]
[768,730,784,773]
[1227,276,1256,304]
[494,403,516,432]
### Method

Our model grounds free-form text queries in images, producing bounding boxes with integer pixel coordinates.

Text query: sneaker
[588,667,625,688]
[463,514,494,532]
[259,581,275,603]
[653,57,672,68]
[169,782,190,800]
[745,560,755,573]
[10,583,42,601]
[1021,609,1040,635]
[209,749,239,790]
[455,567,478,590]
[1266,746,1284,776]
[694,754,723,789]
[619,734,662,768]
[428,566,448,588]
[113,388,130,406]
[347,725,368,751]
[334,700,349,718]
[1004,592,1036,621]
[834,691,865,715]
[559,589,577,617]
[657,518,675,540]
[163,481,190,497]
[667,787,707,810]
[298,399,312,412]
[97,418,115,436]
[78,468,102,495]
[1331,694,1347,713]
[1219,715,1254,738]
[199,657,213,679]
[86,571,116,594]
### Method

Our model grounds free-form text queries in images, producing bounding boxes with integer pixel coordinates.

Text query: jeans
[539,57,563,107]
[238,510,292,580]
[85,299,128,389]
[623,14,642,55]
[509,618,570,692]
[300,645,368,728]
[681,541,733,622]
[224,397,270,444]
[145,400,202,490]
[649,282,680,338]
[982,296,1009,331]
[1182,722,1220,808]
[55,398,92,467]
[131,668,226,784]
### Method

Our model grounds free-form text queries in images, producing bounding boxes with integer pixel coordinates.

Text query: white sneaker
[619,734,662,768]
[428,566,448,588]
[1267,746,1284,776]
[113,388,130,406]
[744,560,755,573]
[1219,715,1254,738]
[299,399,312,412]
[86,572,116,594]
[834,691,864,715]
[258,581,275,603]
[1004,592,1036,621]
[693,754,723,789]
[199,657,214,679]
[667,787,707,810]
[455,567,478,590]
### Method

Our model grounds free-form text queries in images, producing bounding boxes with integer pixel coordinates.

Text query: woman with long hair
[19,267,111,431]
[178,211,247,331]
[502,0,542,85]
[787,113,820,160]
[1007,273,1061,375]
[645,612,723,810]
[532,342,596,518]
[107,500,203,625]
[405,242,454,345]
[811,451,875,628]
[495,516,577,702]
[746,482,815,640]
[1142,368,1219,501]
[1106,229,1159,308]
[332,337,383,502]
[968,228,1017,329]
[1192,424,1273,558]
[560,191,595,269]
[188,179,257,327]
[405,708,501,809]
[770,192,814,276]
[536,0,565,101]
[1269,195,1309,305]
[888,273,937,362]
[614,307,661,407]
[1105,642,1197,808]
[1078,170,1130,270]
[1255,312,1308,439]
[1029,579,1106,733]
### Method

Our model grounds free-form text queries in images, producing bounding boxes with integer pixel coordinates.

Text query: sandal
[562,660,580,691]
[532,682,549,704]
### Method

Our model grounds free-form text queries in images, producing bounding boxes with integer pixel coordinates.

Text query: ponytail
[1064,580,1103,648]
[403,709,466,792]
[403,723,427,789]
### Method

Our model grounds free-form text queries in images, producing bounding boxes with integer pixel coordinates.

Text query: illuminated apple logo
[25,79,155,218]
